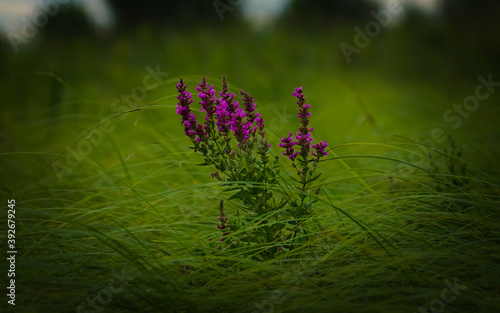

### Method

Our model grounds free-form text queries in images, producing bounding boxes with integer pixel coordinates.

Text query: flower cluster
[241,90,270,155]
[294,87,314,160]
[231,106,250,148]
[279,87,328,167]
[175,79,196,139]
[176,76,267,154]
[279,132,298,160]
[196,77,217,123]
[176,79,209,144]
[312,141,328,158]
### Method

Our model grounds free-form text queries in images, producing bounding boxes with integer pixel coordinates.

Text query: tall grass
[4,124,499,312]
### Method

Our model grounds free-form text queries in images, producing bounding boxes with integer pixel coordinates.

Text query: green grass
[5,140,500,312]
[1,24,500,312]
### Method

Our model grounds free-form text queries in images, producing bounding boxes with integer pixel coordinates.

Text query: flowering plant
[176,76,328,259]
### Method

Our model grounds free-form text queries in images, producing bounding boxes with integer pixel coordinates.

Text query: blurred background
[1,0,499,185]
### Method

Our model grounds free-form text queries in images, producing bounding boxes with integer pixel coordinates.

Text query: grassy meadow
[1,5,500,313]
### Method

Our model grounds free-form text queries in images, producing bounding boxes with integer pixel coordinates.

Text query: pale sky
[376,0,442,13]
[242,0,441,29]
[0,0,442,37]
[0,0,114,36]
[241,0,293,30]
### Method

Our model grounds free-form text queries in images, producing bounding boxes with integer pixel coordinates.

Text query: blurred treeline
[4,0,496,77]
[1,0,499,101]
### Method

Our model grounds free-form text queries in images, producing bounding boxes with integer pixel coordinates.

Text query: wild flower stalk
[217,200,230,241]
[175,79,197,140]
[280,87,329,190]
[278,86,329,227]
[196,77,217,123]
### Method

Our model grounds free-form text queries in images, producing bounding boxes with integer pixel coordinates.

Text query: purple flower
[295,129,313,158]
[220,76,238,114]
[255,113,264,131]
[293,86,312,159]
[196,77,217,122]
[279,132,298,160]
[231,106,250,147]
[218,215,228,223]
[281,86,329,165]
[240,90,258,136]
[292,87,302,98]
[176,79,198,140]
[216,210,229,242]
[312,141,329,158]
[194,123,208,143]
[253,112,271,150]
[215,99,232,135]
[297,104,311,119]
[242,93,256,114]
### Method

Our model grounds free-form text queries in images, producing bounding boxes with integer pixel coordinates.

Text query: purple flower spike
[279,132,298,161]
[217,200,229,242]
[312,141,329,158]
[196,77,217,122]
[215,99,232,135]
[292,86,303,98]
[231,107,250,148]
[255,113,264,131]
[293,86,312,159]
[281,86,329,169]
[220,76,238,114]
[176,79,198,140]
[240,90,258,137]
